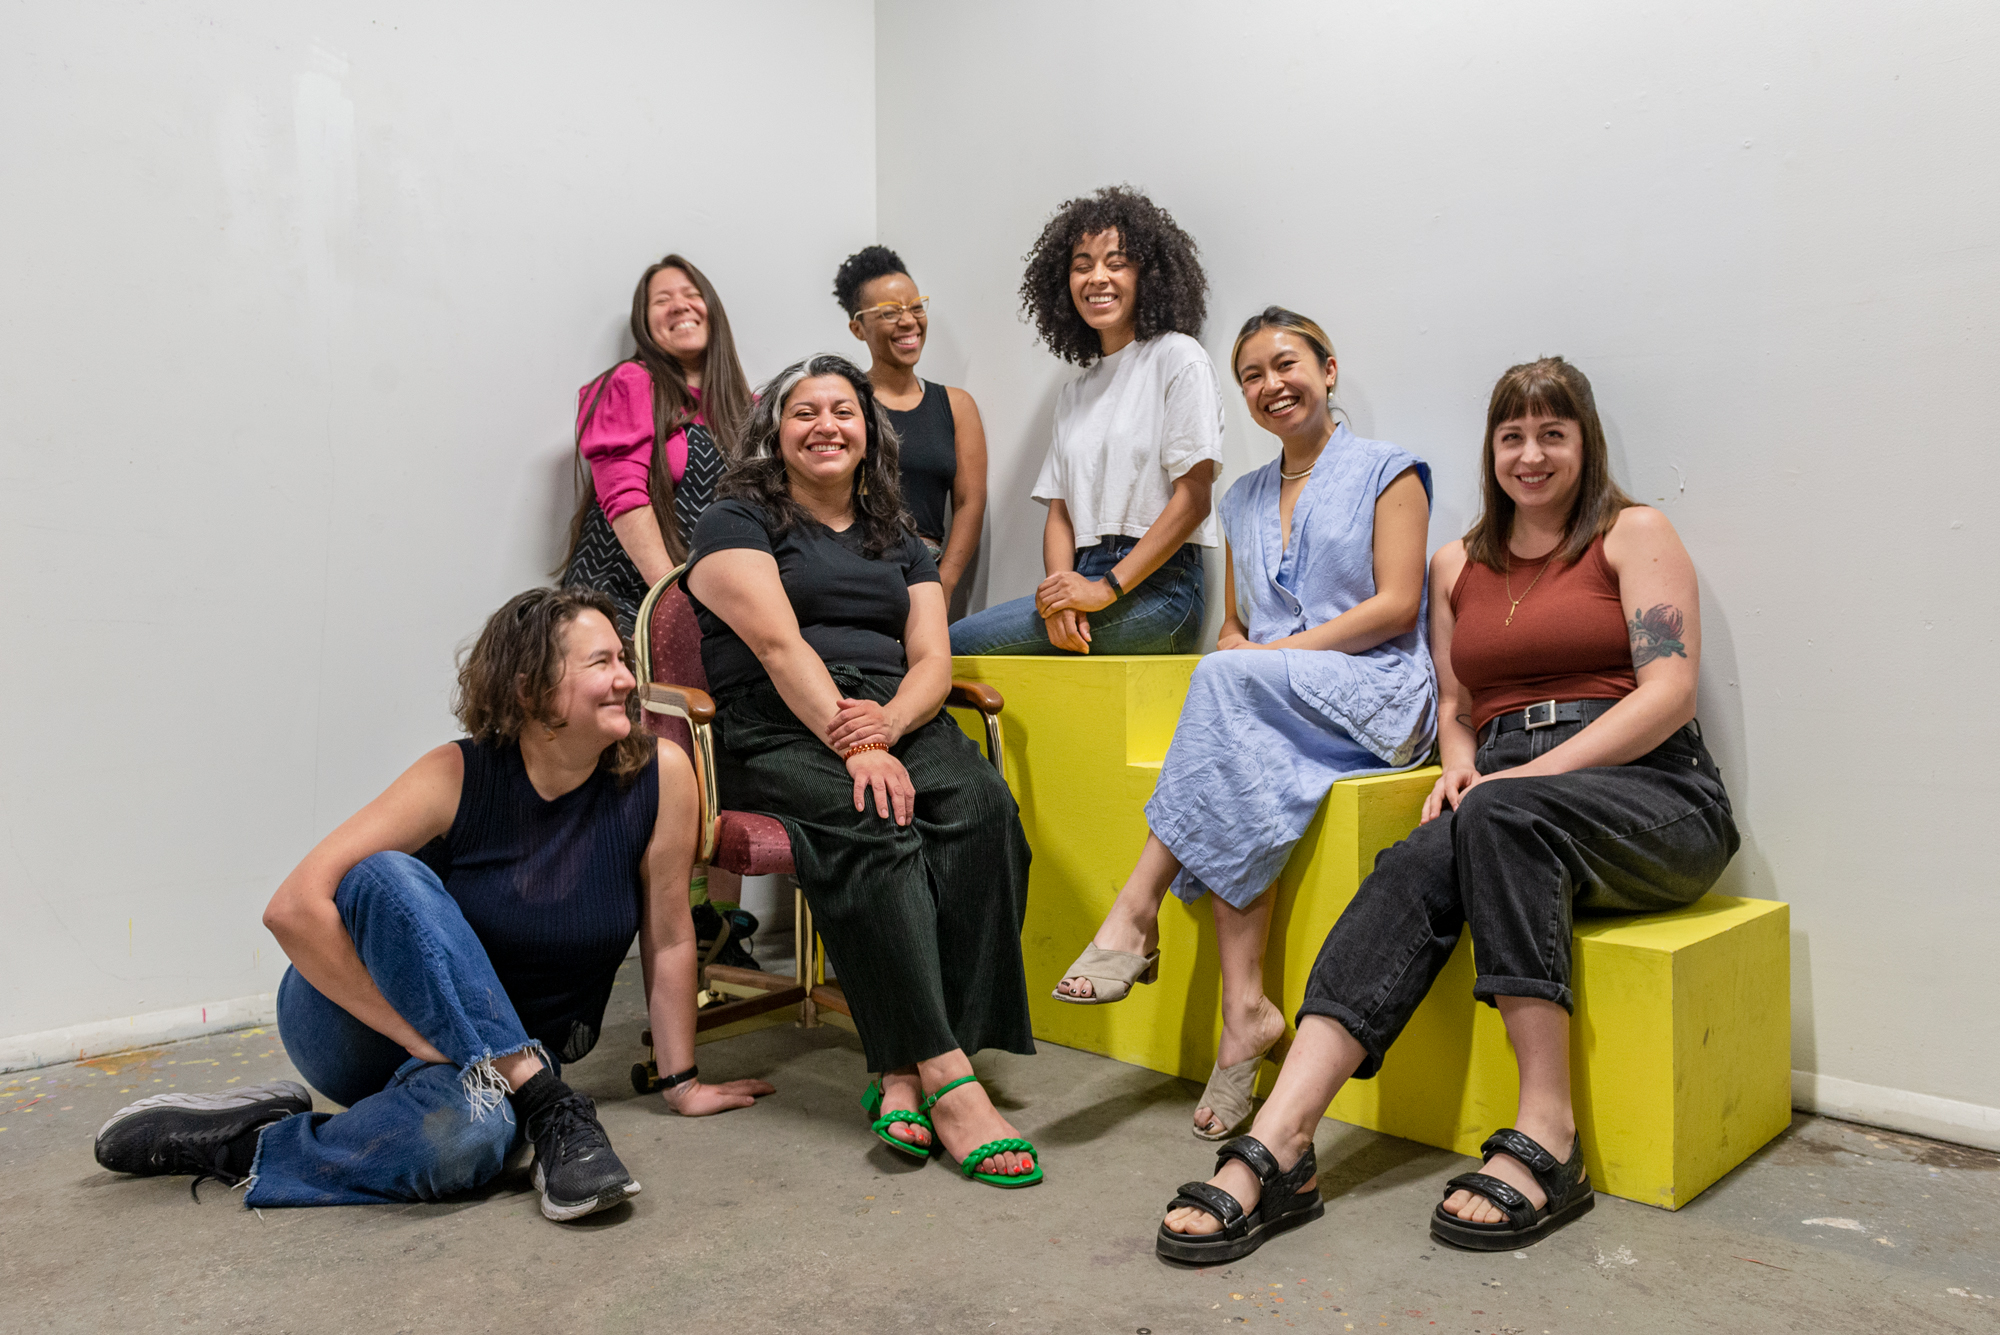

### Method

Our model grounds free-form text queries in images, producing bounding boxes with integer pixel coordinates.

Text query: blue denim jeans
[246,852,548,1207]
[948,538,1205,656]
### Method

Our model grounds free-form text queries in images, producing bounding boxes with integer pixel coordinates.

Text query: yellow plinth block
[950,654,1790,1210]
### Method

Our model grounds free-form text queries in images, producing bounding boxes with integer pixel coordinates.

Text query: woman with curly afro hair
[949,186,1222,657]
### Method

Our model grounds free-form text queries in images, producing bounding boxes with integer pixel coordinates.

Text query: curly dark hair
[1019,185,1207,366]
[454,587,652,782]
[716,353,912,558]
[832,245,910,315]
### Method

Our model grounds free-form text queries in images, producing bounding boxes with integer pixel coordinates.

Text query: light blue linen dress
[1146,425,1438,909]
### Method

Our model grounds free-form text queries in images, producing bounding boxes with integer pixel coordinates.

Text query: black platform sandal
[1429,1127,1595,1251]
[1155,1135,1325,1264]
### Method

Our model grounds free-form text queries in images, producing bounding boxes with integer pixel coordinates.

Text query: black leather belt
[1482,698,1622,742]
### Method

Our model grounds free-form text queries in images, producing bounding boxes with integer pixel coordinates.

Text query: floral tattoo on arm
[1628,604,1688,668]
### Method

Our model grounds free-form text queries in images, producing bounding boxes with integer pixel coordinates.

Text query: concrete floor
[4,960,1994,1335]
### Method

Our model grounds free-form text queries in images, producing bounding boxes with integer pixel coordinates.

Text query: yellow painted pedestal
[950,654,1790,1209]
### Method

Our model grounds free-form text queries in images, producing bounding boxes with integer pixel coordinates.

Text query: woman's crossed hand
[829,697,900,751]
[846,747,915,826]
[1422,766,1484,823]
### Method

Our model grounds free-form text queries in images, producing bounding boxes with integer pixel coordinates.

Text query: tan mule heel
[1192,1033,1287,1141]
[1052,944,1161,1005]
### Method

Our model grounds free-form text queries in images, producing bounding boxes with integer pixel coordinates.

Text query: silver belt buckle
[1522,700,1559,731]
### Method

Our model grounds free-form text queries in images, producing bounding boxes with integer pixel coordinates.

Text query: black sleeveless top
[416,740,658,1063]
[884,381,957,540]
[563,422,725,634]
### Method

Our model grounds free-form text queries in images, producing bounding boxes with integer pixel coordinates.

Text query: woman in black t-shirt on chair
[684,352,1040,1188]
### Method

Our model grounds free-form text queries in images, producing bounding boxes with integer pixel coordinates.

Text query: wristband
[1103,570,1125,600]
[842,741,889,759]
[658,1064,699,1090]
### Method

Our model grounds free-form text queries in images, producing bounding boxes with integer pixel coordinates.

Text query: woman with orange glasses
[834,246,988,618]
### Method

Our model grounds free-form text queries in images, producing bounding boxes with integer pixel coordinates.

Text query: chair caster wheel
[631,1063,660,1095]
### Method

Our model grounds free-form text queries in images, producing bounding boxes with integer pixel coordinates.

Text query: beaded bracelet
[842,741,889,759]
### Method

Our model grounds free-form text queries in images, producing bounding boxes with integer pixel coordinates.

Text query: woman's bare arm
[938,387,988,601]
[1216,543,1250,650]
[261,745,464,1061]
[1422,541,1479,822]
[686,549,847,745]
[610,505,676,588]
[1262,468,1430,654]
[641,740,772,1115]
[1040,500,1088,652]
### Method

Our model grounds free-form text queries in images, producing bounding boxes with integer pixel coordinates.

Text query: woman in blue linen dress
[1054,308,1437,1139]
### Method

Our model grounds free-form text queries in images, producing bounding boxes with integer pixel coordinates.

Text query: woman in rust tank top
[1155,358,1739,1265]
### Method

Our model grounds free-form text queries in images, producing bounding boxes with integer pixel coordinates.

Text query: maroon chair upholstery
[642,580,794,876]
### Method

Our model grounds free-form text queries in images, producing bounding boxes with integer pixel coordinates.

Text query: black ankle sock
[510,1068,573,1128]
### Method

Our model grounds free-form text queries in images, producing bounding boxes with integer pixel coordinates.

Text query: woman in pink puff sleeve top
[560,254,755,632]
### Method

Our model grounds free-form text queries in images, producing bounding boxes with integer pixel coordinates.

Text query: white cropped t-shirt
[1030,331,1225,549]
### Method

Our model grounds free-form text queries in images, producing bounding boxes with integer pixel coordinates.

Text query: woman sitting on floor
[93,588,772,1222]
[1155,356,1740,1263]
[950,185,1220,656]
[684,353,1041,1187]
[1055,307,1436,1144]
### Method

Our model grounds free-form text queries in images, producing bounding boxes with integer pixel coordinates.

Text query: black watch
[1103,570,1126,601]
[658,1064,700,1090]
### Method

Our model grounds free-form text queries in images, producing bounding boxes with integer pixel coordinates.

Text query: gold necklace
[1279,462,1315,481]
[1503,554,1553,626]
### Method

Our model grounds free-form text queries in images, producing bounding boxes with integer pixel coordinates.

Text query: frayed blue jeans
[246,852,548,1207]
[948,538,1205,656]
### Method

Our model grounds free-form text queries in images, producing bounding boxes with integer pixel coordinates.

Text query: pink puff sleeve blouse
[576,362,701,523]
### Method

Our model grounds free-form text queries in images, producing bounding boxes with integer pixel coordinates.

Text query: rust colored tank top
[1450,535,1636,732]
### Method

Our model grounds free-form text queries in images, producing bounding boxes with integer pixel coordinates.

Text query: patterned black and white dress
[565,421,726,635]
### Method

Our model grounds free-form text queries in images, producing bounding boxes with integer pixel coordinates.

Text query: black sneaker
[526,1091,639,1221]
[94,1080,312,1200]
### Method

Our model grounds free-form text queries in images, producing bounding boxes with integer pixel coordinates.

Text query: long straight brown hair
[559,254,754,571]
[1461,356,1634,571]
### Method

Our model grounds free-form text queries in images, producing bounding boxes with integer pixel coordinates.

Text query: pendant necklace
[1503,553,1553,627]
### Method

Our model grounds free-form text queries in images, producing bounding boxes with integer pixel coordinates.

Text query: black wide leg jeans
[714,665,1035,1074]
[1298,708,1740,1079]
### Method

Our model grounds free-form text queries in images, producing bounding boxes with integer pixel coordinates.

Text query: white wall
[6,0,1998,1138]
[0,0,875,1046]
[877,1,2000,1119]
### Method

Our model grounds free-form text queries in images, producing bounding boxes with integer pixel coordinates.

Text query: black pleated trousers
[713,666,1035,1073]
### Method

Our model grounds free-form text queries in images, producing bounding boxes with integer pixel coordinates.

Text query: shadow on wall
[1693,569,1805,1070]
[542,442,582,579]
[964,375,1065,617]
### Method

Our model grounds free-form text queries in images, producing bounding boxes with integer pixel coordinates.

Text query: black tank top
[884,380,957,539]
[417,740,658,1062]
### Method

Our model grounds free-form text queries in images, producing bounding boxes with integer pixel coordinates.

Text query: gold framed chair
[628,565,1006,1089]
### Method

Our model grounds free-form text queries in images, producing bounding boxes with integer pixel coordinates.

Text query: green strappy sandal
[861,1079,933,1161]
[920,1075,1045,1189]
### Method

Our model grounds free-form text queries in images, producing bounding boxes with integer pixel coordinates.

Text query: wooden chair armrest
[946,680,1005,715]
[643,682,716,726]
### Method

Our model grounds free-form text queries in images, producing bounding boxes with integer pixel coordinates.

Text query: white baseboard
[0,994,276,1075]
[1794,1069,2000,1152]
